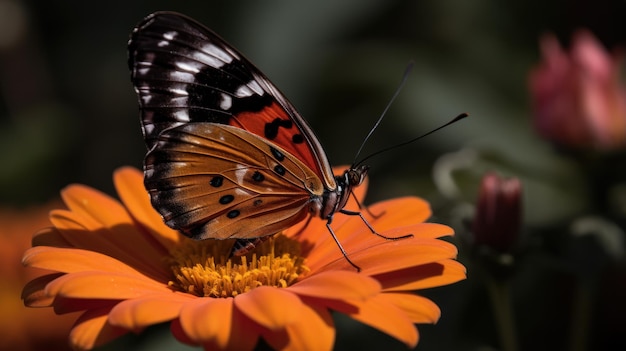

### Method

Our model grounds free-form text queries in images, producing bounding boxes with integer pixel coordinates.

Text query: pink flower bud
[472,172,522,252]
[529,30,626,150]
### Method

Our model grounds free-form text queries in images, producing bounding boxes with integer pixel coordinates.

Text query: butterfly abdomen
[230,237,272,257]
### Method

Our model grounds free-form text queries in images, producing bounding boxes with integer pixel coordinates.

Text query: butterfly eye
[347,165,369,186]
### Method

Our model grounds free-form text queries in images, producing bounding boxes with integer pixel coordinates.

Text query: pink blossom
[529,30,626,150]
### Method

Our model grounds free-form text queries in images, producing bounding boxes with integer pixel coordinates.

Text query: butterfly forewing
[129,12,336,189]
[144,122,324,240]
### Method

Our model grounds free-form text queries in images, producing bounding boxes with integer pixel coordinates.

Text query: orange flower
[22,167,465,350]
[529,30,626,150]
[0,202,77,351]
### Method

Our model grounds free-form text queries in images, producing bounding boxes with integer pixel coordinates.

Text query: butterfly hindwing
[129,12,336,189]
[144,123,324,240]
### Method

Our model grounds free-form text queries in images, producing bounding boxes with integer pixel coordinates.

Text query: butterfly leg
[325,217,361,272]
[339,209,414,240]
[350,191,385,220]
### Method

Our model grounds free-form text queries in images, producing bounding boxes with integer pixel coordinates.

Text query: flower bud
[529,30,626,151]
[472,172,522,253]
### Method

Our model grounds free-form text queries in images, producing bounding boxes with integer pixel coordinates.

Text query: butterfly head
[345,165,369,187]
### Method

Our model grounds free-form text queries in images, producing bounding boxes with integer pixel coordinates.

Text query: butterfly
[128,11,409,271]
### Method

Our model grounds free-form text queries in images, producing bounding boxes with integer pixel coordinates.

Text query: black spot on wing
[219,194,234,204]
[252,171,265,182]
[210,176,224,187]
[264,118,293,140]
[274,165,286,176]
[269,146,285,162]
[291,134,304,144]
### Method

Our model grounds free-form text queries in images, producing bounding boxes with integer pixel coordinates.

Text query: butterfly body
[129,12,369,258]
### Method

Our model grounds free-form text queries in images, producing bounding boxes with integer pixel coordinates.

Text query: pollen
[167,234,309,298]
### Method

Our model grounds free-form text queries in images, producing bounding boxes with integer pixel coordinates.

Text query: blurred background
[2,0,626,350]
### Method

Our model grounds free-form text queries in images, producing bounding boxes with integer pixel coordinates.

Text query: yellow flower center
[167,234,309,298]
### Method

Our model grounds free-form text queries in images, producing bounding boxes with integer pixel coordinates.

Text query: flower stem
[569,278,593,351]
[486,278,518,351]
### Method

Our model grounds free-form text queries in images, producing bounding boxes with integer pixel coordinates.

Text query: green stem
[486,278,518,351]
[569,278,593,351]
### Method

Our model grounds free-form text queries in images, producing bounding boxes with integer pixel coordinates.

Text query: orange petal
[380,222,454,240]
[303,198,438,263]
[234,286,302,331]
[108,293,192,331]
[347,294,419,348]
[70,307,128,350]
[48,210,171,281]
[311,237,457,275]
[113,167,182,249]
[366,197,432,228]
[377,260,466,291]
[22,273,63,307]
[356,239,457,273]
[45,271,172,300]
[57,183,172,277]
[340,222,455,260]
[32,227,72,248]
[288,271,380,301]
[264,302,335,351]
[23,246,145,276]
[309,222,454,269]
[179,297,259,351]
[52,296,118,315]
[377,293,441,324]
[61,184,132,229]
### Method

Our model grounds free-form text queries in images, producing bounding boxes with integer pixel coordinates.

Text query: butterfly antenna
[354,112,469,167]
[351,61,415,166]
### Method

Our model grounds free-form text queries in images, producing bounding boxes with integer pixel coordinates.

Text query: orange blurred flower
[529,30,626,150]
[0,202,77,351]
[22,167,465,351]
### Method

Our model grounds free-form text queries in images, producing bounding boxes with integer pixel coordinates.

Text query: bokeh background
[2,0,626,350]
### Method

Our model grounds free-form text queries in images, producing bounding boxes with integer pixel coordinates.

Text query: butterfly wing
[145,122,324,240]
[128,11,336,189]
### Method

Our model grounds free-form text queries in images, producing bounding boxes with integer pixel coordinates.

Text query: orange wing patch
[144,123,323,240]
[231,102,324,181]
